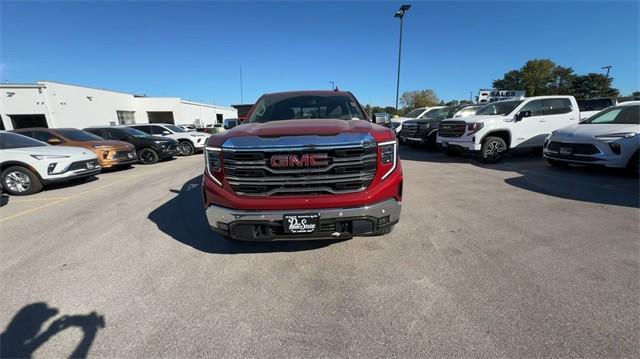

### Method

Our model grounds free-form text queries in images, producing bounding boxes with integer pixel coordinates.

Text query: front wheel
[139,148,159,164]
[178,141,195,156]
[480,136,507,163]
[1,166,43,196]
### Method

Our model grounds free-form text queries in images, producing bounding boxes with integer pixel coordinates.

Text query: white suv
[128,123,210,156]
[0,131,101,195]
[437,96,580,162]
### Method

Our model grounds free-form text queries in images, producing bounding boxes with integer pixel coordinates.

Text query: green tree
[400,89,440,109]
[493,70,523,91]
[571,73,620,99]
[631,91,640,97]
[494,60,576,96]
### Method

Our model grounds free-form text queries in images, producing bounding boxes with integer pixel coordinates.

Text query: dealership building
[0,81,237,131]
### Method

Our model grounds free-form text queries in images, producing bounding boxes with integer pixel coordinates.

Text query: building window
[117,111,136,125]
[216,114,223,124]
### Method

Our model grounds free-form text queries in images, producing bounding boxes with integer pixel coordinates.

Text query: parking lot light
[394,4,411,112]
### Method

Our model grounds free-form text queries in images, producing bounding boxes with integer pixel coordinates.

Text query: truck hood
[551,123,640,141]
[207,119,394,146]
[441,115,506,124]
[391,117,415,123]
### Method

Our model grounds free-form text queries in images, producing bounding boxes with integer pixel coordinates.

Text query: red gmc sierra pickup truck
[202,90,403,241]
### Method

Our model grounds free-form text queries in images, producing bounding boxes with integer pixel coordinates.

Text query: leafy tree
[400,89,440,109]
[493,70,523,92]
[631,91,640,97]
[445,100,459,106]
[571,73,619,99]
[551,66,575,95]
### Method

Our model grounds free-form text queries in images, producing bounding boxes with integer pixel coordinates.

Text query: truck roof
[262,90,353,97]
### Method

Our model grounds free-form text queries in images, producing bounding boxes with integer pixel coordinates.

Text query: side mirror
[515,110,532,122]
[162,130,171,135]
[48,138,62,145]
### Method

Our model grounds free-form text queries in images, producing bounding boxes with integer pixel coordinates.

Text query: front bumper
[543,144,631,168]
[436,138,481,151]
[206,199,401,241]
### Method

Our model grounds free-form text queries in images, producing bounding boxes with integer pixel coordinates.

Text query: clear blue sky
[1,1,638,107]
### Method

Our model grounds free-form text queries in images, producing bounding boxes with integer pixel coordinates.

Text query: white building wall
[180,101,237,127]
[41,81,136,128]
[0,86,50,130]
[0,81,237,130]
[134,97,182,124]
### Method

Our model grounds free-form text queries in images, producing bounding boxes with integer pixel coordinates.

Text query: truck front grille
[222,144,377,196]
[399,123,418,137]
[438,121,467,137]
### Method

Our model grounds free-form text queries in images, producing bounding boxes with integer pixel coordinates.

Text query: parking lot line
[0,167,168,224]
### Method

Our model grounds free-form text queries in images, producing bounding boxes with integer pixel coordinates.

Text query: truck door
[511,99,546,148]
[542,98,577,134]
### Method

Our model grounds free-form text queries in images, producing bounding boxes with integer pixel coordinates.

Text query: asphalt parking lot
[1,149,638,357]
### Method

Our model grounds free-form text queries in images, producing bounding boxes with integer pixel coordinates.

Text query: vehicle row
[397,96,639,173]
[0,123,211,195]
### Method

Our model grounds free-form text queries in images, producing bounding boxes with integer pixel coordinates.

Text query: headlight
[92,145,111,149]
[595,132,637,140]
[466,122,484,134]
[204,147,223,186]
[378,140,397,180]
[30,155,70,160]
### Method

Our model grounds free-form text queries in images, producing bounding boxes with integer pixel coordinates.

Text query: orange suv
[12,128,137,169]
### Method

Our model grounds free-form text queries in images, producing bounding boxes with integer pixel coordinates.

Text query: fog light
[47,163,57,175]
[609,143,621,155]
[378,216,390,226]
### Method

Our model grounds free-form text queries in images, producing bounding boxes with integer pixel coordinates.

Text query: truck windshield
[405,108,425,118]
[56,128,104,141]
[581,105,639,124]
[475,100,524,116]
[0,132,47,149]
[248,94,366,123]
[423,106,459,119]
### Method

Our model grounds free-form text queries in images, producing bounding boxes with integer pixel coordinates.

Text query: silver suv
[543,101,639,173]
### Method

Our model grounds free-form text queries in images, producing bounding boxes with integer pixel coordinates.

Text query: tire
[546,158,569,168]
[138,148,159,164]
[1,166,43,196]
[368,225,395,236]
[178,141,195,156]
[480,136,507,163]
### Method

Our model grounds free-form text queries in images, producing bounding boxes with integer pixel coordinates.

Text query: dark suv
[399,104,482,148]
[84,126,178,164]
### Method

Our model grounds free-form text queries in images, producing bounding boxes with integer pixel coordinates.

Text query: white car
[0,131,101,195]
[544,101,639,173]
[437,96,581,162]
[128,123,210,156]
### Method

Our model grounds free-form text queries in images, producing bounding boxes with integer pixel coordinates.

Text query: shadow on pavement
[0,194,8,207]
[400,145,640,208]
[0,302,105,359]
[148,175,343,254]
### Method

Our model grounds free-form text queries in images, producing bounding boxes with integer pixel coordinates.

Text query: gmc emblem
[270,154,329,168]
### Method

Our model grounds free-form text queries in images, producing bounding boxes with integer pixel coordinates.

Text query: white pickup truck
[436,95,582,162]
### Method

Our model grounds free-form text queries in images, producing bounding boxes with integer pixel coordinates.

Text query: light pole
[601,65,612,97]
[329,81,335,90]
[394,4,411,112]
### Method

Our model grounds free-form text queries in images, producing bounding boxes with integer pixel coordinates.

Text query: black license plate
[560,147,573,155]
[284,213,320,234]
